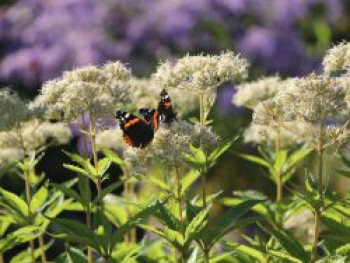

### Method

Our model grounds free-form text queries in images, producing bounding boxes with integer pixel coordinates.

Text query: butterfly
[115,110,154,148]
[157,89,177,124]
[139,89,177,131]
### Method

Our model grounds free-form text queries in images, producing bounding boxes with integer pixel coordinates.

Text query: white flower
[234,76,283,109]
[95,128,125,154]
[322,41,350,73]
[279,73,346,123]
[35,63,131,122]
[0,89,38,131]
[0,119,72,165]
[153,51,248,92]
[244,122,310,149]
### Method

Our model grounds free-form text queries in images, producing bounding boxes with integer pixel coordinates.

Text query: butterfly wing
[115,110,154,148]
[139,108,159,132]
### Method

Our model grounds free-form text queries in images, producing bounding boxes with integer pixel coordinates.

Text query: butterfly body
[115,110,154,148]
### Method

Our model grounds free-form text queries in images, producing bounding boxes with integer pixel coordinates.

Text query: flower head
[35,62,131,122]
[322,41,350,74]
[233,76,287,109]
[153,51,248,92]
[0,119,71,166]
[280,73,346,123]
[0,89,39,131]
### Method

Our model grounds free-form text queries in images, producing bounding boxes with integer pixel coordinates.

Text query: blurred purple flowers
[0,0,345,88]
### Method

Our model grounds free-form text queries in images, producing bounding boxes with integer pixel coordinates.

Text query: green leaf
[181,170,200,196]
[55,246,87,263]
[110,202,158,249]
[225,241,265,262]
[49,218,100,251]
[30,184,48,212]
[99,181,123,200]
[78,175,91,207]
[97,157,111,177]
[286,147,312,169]
[336,243,350,256]
[63,164,90,178]
[102,148,124,167]
[273,150,287,174]
[237,154,270,168]
[10,240,54,263]
[0,187,28,217]
[52,183,85,207]
[218,199,260,229]
[184,207,209,241]
[321,216,350,236]
[269,249,303,263]
[0,226,40,253]
[260,224,309,262]
[208,141,232,162]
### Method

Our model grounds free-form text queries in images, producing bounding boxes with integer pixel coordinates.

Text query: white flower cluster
[0,89,40,131]
[0,119,71,166]
[95,128,125,154]
[153,51,248,92]
[280,73,346,123]
[322,41,350,74]
[244,122,310,149]
[123,121,218,173]
[233,76,292,110]
[35,62,131,122]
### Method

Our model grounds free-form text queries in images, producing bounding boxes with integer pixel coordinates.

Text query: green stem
[38,234,47,263]
[275,127,283,203]
[203,248,210,263]
[86,209,94,263]
[175,165,187,263]
[199,92,208,207]
[311,210,320,263]
[83,121,94,263]
[311,120,324,263]
[24,167,36,263]
[0,253,4,263]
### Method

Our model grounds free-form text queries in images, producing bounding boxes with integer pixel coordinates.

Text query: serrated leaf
[0,226,40,253]
[237,154,270,168]
[49,218,100,250]
[97,158,111,177]
[208,141,232,162]
[181,170,200,195]
[63,164,90,178]
[225,241,265,262]
[0,187,28,217]
[30,185,48,212]
[260,224,309,262]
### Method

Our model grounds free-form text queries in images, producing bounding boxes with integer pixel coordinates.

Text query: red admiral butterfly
[115,110,154,148]
[116,90,177,148]
[157,89,177,124]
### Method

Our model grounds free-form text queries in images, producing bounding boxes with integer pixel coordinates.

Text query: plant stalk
[24,167,36,263]
[83,117,94,263]
[275,127,283,202]
[311,119,324,262]
[0,253,4,263]
[38,234,47,263]
[199,92,208,207]
[311,210,320,263]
